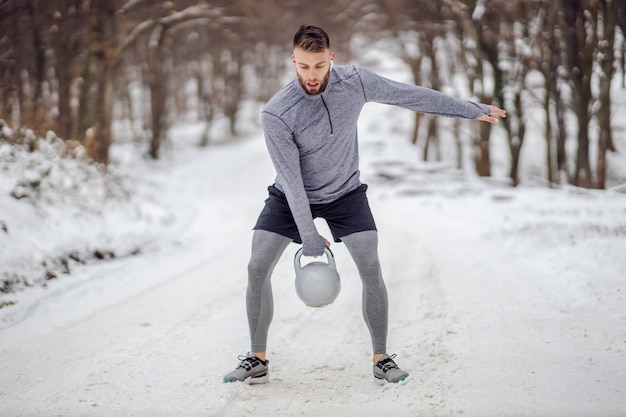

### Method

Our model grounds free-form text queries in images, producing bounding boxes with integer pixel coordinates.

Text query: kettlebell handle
[294,247,335,272]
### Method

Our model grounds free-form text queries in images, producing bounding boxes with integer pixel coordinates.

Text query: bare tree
[445,0,497,177]
[496,1,536,187]
[536,1,560,185]
[0,0,51,135]
[562,0,596,188]
[50,1,85,141]
[596,0,618,189]
[618,1,626,89]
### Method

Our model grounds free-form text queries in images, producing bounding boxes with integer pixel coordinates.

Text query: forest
[1,0,625,189]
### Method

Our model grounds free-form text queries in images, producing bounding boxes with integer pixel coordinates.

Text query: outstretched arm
[357,66,504,121]
[477,105,507,124]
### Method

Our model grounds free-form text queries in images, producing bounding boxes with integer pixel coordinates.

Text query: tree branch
[112,3,226,68]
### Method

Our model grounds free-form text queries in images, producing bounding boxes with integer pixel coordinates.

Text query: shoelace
[237,355,261,371]
[376,354,400,373]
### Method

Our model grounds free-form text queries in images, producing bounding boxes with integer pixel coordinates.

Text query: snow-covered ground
[1,97,626,417]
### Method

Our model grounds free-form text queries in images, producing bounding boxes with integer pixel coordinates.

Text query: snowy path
[391,194,626,417]
[1,121,626,416]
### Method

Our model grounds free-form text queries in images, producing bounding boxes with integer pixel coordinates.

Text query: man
[224,25,506,385]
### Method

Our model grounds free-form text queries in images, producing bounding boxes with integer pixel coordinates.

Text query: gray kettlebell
[294,247,341,308]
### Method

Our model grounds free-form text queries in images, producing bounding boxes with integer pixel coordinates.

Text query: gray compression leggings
[247,229,388,354]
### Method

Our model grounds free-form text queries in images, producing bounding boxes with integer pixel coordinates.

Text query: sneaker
[373,354,409,384]
[223,353,269,384]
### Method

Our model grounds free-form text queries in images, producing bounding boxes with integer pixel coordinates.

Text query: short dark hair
[293,25,330,52]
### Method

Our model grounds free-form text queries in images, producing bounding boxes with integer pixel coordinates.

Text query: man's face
[292,47,334,95]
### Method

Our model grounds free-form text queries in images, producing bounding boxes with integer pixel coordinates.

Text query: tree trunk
[148,25,166,159]
[542,1,558,185]
[408,55,422,145]
[28,0,46,133]
[52,0,73,140]
[453,120,462,170]
[411,113,421,145]
[93,3,116,165]
[79,0,116,164]
[544,86,554,186]
[424,33,441,162]
[459,11,492,177]
[509,91,525,186]
[596,0,617,189]
[563,0,595,188]
[223,46,244,137]
[196,61,215,147]
[475,122,491,177]
[555,86,568,183]
[0,61,17,126]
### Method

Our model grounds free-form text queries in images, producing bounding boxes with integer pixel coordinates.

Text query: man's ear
[330,51,335,62]
[292,53,296,64]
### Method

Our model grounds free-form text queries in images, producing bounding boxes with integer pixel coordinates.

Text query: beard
[298,69,331,95]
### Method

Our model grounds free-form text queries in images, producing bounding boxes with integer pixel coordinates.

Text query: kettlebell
[294,247,341,308]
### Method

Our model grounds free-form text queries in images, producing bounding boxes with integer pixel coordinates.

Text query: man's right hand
[302,234,330,257]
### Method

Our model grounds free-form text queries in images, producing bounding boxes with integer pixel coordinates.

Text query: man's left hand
[477,105,507,124]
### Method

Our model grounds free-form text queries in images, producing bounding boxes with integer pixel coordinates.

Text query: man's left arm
[356,66,506,122]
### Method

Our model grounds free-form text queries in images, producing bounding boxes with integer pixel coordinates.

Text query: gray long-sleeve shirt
[261,64,489,256]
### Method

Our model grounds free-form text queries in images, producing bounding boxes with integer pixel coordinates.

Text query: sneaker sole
[374,375,408,385]
[224,373,269,384]
[248,373,269,384]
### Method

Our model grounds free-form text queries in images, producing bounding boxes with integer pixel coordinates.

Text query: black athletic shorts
[253,184,377,243]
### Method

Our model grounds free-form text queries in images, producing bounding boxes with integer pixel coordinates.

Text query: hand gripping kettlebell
[294,247,341,308]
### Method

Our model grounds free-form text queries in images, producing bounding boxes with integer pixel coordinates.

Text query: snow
[1,103,626,416]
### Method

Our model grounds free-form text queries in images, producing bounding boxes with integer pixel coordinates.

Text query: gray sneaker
[223,353,269,384]
[373,354,409,384]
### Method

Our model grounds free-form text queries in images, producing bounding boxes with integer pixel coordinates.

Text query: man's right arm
[261,111,328,257]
